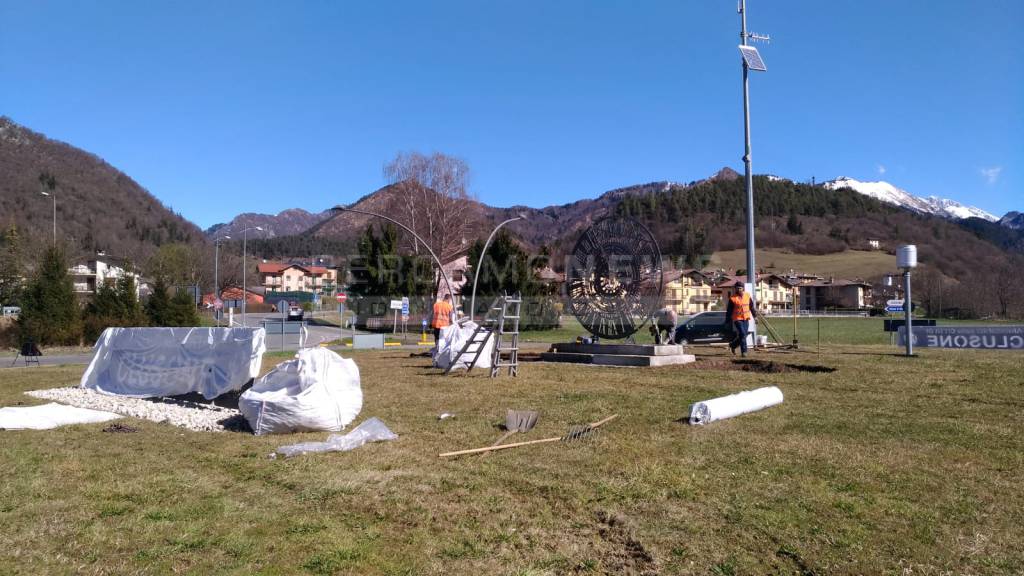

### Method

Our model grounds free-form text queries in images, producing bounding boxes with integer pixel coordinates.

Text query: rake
[439,414,618,458]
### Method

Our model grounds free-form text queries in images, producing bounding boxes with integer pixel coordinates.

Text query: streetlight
[737,0,769,340]
[329,206,455,309]
[469,214,527,321]
[214,235,231,327]
[241,227,263,327]
[40,190,56,244]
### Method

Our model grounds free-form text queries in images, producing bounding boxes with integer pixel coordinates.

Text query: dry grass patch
[1,345,1022,574]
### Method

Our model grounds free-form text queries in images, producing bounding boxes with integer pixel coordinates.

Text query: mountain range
[821,176,999,222]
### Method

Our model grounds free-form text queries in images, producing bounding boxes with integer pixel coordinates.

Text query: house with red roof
[257,262,338,295]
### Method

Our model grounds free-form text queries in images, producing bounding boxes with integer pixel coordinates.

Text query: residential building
[714,274,796,314]
[663,269,716,315]
[796,279,872,310]
[257,262,338,295]
[68,257,142,298]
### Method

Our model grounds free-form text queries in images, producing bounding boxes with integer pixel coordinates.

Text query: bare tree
[383,152,480,265]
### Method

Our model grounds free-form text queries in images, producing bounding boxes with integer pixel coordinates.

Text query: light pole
[469,214,527,321]
[40,191,56,244]
[241,227,263,327]
[329,206,455,310]
[214,235,231,327]
[737,0,769,340]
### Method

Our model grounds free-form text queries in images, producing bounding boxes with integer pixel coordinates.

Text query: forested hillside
[0,117,206,264]
[615,176,1010,280]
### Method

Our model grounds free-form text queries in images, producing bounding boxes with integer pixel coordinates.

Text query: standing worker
[431,294,453,343]
[725,283,757,357]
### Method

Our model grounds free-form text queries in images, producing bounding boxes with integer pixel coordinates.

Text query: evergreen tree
[461,231,559,329]
[168,289,201,326]
[145,277,172,326]
[83,269,146,341]
[786,213,804,235]
[0,225,24,306]
[18,245,83,345]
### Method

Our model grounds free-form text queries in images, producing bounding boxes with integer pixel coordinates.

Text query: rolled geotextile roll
[688,386,783,425]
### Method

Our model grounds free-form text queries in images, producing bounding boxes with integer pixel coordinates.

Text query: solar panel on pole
[739,45,767,71]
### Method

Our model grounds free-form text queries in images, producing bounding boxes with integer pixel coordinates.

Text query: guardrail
[763,310,869,318]
[260,319,308,350]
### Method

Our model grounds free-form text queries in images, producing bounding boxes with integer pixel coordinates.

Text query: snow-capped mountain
[822,177,998,222]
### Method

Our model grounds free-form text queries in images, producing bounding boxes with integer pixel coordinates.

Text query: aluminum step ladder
[490,293,521,378]
[444,295,503,375]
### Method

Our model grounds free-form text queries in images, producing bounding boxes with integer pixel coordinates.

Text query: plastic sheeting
[433,322,494,371]
[276,417,397,458]
[0,402,121,430]
[239,347,362,435]
[81,327,266,400]
[688,386,784,425]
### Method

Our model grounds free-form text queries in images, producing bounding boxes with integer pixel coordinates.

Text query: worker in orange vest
[431,294,454,343]
[725,283,757,356]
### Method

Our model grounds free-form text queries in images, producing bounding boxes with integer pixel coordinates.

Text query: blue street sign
[886,306,904,313]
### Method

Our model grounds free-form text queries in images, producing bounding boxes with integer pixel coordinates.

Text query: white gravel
[25,387,246,432]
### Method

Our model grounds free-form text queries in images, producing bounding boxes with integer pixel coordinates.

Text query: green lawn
[2,343,1023,574]
[709,248,895,279]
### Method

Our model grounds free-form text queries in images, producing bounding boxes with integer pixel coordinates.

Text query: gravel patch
[25,387,249,432]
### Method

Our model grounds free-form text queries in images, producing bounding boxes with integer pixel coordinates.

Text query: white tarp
[81,327,266,400]
[688,386,784,425]
[433,322,494,371]
[0,402,121,430]
[239,347,362,435]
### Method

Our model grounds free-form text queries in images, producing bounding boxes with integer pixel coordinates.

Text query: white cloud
[876,164,886,175]
[979,166,1002,185]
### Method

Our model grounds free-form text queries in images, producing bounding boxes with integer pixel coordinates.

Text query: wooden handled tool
[439,414,618,458]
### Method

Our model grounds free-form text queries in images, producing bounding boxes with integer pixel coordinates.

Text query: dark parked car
[673,311,733,344]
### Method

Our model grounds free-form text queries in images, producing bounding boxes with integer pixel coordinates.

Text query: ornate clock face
[566,216,663,340]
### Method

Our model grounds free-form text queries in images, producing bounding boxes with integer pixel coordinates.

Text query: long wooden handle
[439,414,618,458]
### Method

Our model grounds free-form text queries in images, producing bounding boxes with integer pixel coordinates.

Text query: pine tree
[18,245,83,345]
[145,277,172,326]
[167,289,200,326]
[0,225,24,306]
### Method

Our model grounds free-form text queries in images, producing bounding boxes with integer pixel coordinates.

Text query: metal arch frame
[565,215,664,340]
[330,206,455,305]
[469,215,526,322]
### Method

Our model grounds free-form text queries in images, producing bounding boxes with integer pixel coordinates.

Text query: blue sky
[2,1,1021,229]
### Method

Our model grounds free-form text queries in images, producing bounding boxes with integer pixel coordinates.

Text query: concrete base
[541,342,696,367]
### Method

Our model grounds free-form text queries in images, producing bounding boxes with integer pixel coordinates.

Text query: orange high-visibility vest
[729,292,752,321]
[432,300,453,329]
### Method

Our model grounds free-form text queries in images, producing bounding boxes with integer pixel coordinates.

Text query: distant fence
[763,310,869,318]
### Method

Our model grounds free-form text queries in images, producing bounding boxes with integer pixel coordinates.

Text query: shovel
[485,409,539,452]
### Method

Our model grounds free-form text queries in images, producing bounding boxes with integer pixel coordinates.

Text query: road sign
[213,298,223,311]
[336,293,347,303]
[898,325,1024,350]
[277,299,289,315]
[885,306,904,313]
[887,299,904,307]
[401,296,409,315]
[390,299,403,310]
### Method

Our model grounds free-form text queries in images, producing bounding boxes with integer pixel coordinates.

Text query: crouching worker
[649,306,677,345]
[725,283,757,357]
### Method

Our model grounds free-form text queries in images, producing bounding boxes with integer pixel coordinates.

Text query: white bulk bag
[239,347,362,435]
[432,322,493,371]
[688,386,784,425]
[81,327,266,399]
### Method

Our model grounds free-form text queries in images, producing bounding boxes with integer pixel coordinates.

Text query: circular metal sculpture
[566,216,663,340]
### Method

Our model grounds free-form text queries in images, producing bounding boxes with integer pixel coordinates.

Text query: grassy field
[709,249,894,279]
[2,342,1023,575]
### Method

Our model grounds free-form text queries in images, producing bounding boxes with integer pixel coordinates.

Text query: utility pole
[738,0,769,341]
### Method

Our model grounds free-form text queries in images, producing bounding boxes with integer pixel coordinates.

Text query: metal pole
[214,241,220,327]
[740,0,757,340]
[904,270,913,356]
[51,194,56,245]
[469,215,525,321]
[242,230,247,327]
